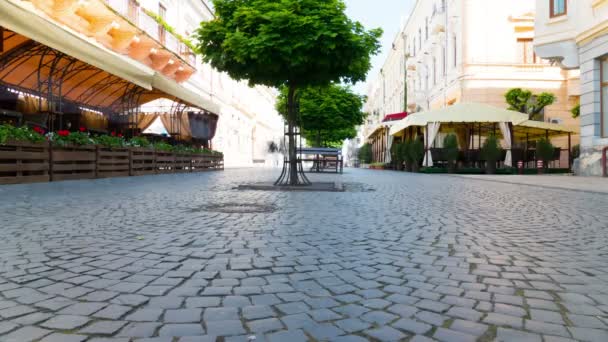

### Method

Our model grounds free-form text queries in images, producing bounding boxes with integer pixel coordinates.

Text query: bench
[298,148,343,174]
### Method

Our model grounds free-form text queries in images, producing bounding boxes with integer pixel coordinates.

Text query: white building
[363,0,579,163]
[534,0,608,176]
[139,0,284,168]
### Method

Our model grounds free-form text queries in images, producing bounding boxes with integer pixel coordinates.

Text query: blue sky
[344,0,415,95]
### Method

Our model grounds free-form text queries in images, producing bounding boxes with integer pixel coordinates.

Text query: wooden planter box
[192,154,214,171]
[211,155,224,170]
[174,153,192,173]
[97,147,130,178]
[130,148,156,176]
[0,141,50,185]
[50,144,96,181]
[155,151,175,174]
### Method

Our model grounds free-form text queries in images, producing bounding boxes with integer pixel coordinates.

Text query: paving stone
[117,322,162,338]
[164,309,202,323]
[247,318,283,333]
[266,329,308,342]
[568,327,608,342]
[40,333,88,342]
[365,326,407,341]
[449,319,488,337]
[496,327,542,342]
[126,308,164,322]
[158,324,205,337]
[392,318,432,334]
[335,318,372,333]
[525,319,570,337]
[361,310,398,325]
[41,315,91,330]
[203,307,239,321]
[483,312,523,329]
[80,321,128,335]
[2,326,52,342]
[243,305,276,320]
[206,320,246,336]
[434,327,477,342]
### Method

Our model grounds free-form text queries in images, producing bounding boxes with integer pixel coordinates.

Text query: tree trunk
[287,84,298,185]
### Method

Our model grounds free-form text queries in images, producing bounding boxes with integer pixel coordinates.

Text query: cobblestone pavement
[1,168,608,342]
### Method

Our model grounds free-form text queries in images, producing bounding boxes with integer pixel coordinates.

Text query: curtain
[17,94,48,113]
[423,122,441,167]
[81,111,108,130]
[385,134,394,163]
[160,115,173,135]
[499,122,512,167]
[137,114,159,131]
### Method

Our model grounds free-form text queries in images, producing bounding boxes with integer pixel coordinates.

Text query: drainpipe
[603,146,608,177]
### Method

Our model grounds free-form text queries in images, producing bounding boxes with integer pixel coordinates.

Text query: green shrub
[572,144,580,159]
[128,136,151,148]
[443,134,459,163]
[153,142,174,152]
[481,135,503,162]
[94,135,125,148]
[0,125,46,145]
[571,104,580,118]
[409,139,425,164]
[536,137,555,162]
[358,143,372,164]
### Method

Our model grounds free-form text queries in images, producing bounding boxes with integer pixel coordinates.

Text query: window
[550,0,567,18]
[453,35,457,67]
[432,58,437,85]
[127,0,139,23]
[158,3,167,44]
[517,38,539,64]
[602,57,608,137]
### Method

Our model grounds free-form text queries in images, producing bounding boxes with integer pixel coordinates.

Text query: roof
[366,121,398,139]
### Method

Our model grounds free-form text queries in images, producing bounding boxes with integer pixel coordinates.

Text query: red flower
[57,130,70,137]
[118,134,123,138]
[111,131,116,137]
[33,126,45,135]
[79,127,86,132]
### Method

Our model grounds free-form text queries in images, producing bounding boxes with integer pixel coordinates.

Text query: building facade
[137,0,284,168]
[363,0,579,163]
[534,0,608,176]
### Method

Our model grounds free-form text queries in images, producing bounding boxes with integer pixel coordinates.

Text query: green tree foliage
[196,0,381,184]
[409,139,425,172]
[443,134,459,164]
[480,134,502,162]
[276,84,366,147]
[358,143,372,164]
[536,137,555,166]
[505,88,556,121]
[571,104,580,118]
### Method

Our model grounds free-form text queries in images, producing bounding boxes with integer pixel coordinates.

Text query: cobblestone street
[1,169,608,342]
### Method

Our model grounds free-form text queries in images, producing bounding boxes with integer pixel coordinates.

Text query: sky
[344,0,416,96]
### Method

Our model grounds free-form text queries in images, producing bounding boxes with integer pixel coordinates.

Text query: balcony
[27,0,196,82]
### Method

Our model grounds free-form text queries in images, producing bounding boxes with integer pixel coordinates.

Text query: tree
[505,88,556,121]
[196,0,381,185]
[276,84,366,148]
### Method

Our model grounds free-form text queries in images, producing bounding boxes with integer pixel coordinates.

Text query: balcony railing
[106,0,196,67]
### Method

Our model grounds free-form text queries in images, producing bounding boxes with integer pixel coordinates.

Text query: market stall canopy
[0,0,220,115]
[390,103,530,136]
[515,120,579,138]
[366,120,398,140]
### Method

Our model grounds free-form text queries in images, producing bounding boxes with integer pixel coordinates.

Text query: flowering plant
[0,124,47,145]
[48,131,94,146]
[153,141,174,152]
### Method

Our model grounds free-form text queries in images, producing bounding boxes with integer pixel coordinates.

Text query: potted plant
[153,141,176,174]
[409,139,425,173]
[480,134,502,174]
[391,142,404,171]
[358,143,372,167]
[0,124,49,184]
[444,133,459,173]
[128,136,156,176]
[94,133,129,178]
[401,140,412,172]
[536,137,554,174]
[48,129,97,181]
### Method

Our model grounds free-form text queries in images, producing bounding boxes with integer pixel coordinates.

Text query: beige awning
[1,0,154,90]
[390,103,530,136]
[366,121,397,140]
[152,75,221,114]
[515,120,579,137]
